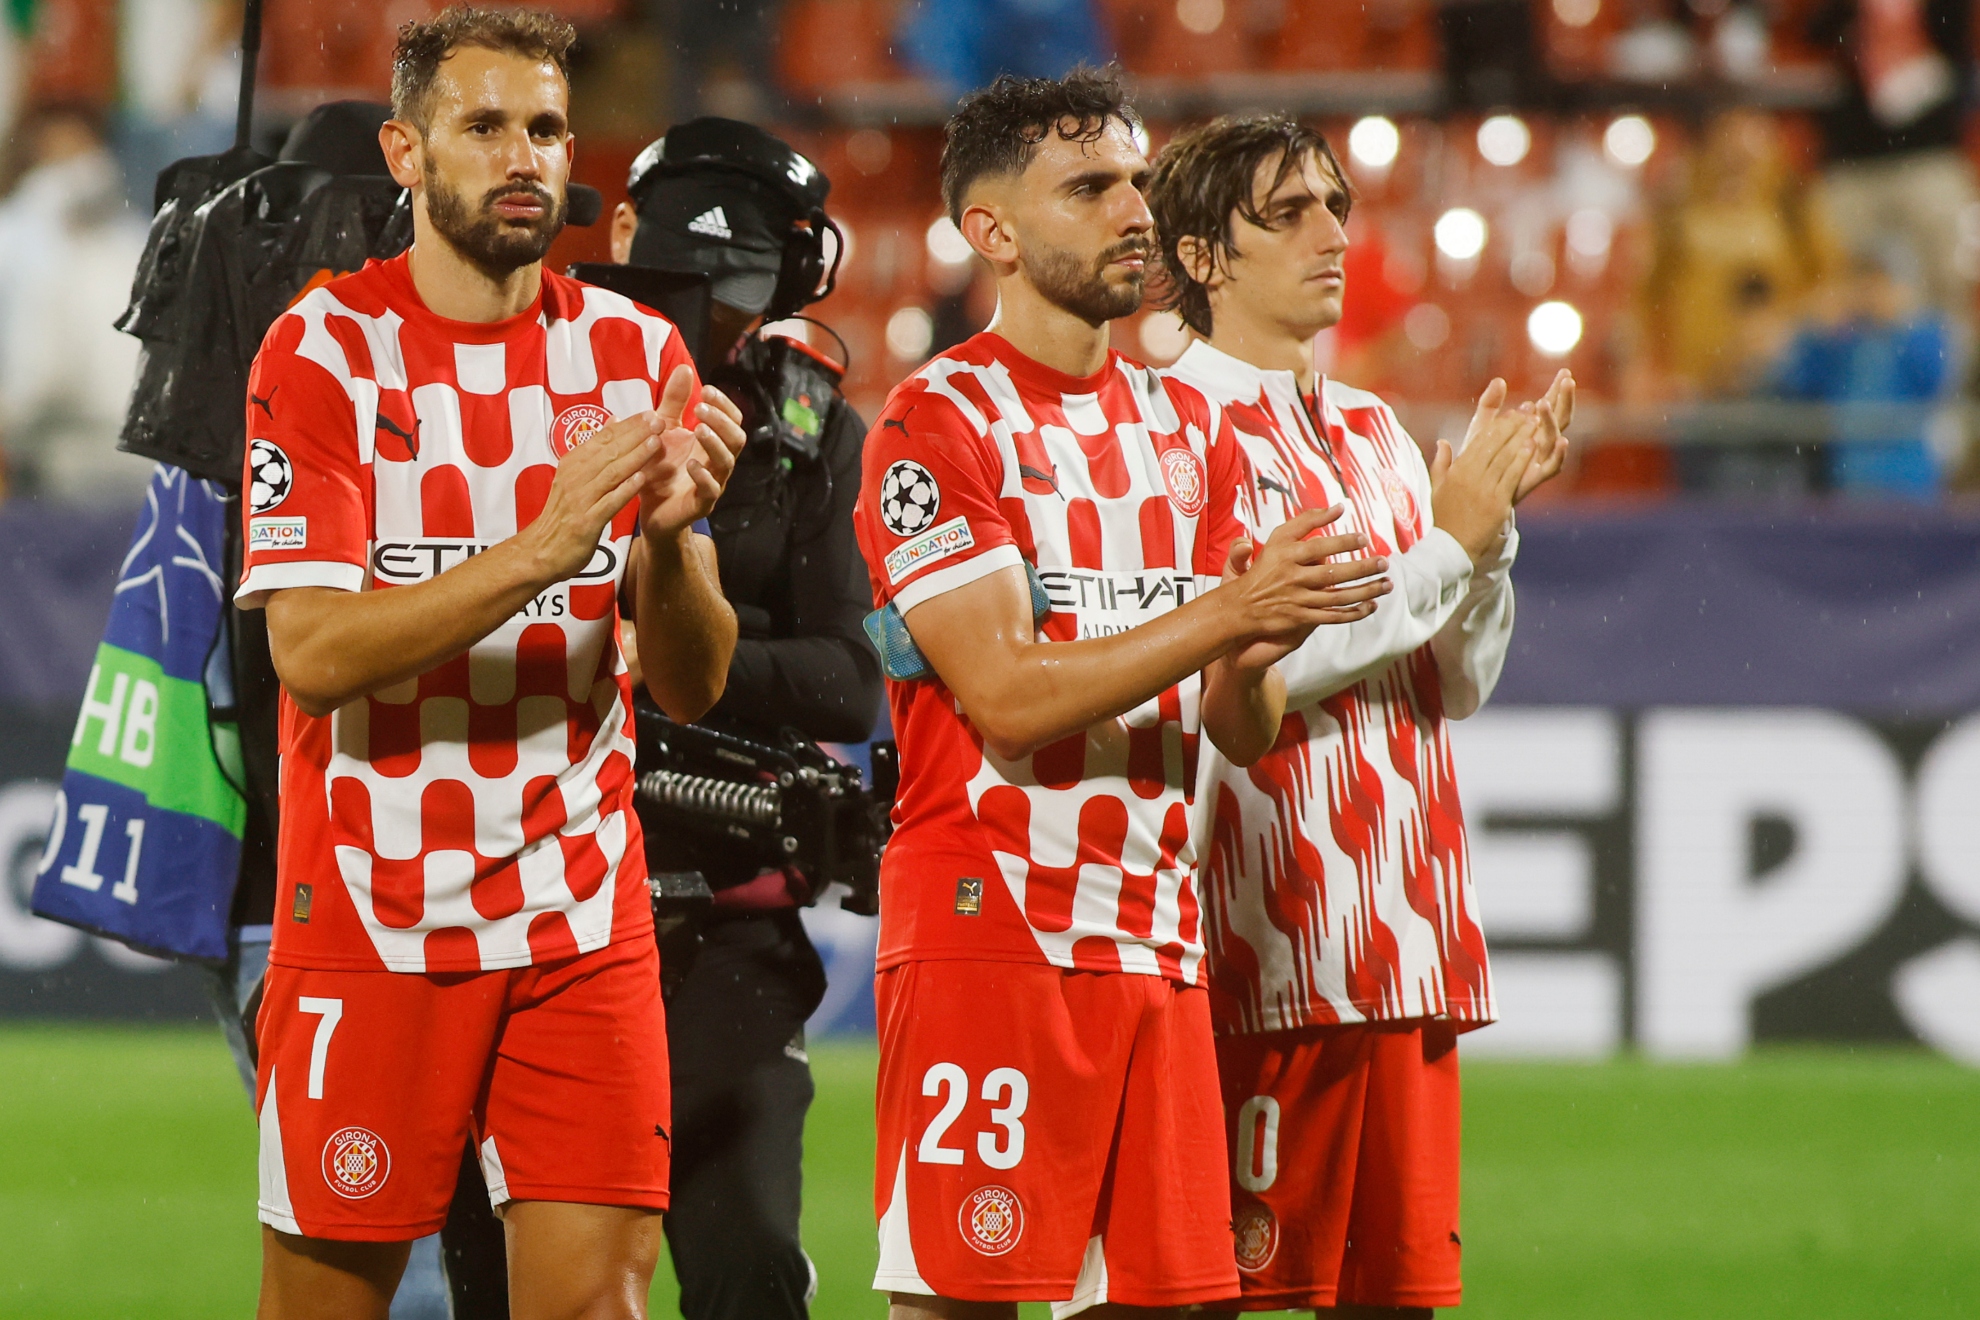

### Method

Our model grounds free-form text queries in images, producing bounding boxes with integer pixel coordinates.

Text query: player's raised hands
[1513,368,1573,503]
[638,365,748,541]
[1430,378,1538,562]
[520,407,672,584]
[1218,505,1392,670]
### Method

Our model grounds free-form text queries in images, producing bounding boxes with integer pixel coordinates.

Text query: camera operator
[441,118,880,1320]
[615,122,880,1320]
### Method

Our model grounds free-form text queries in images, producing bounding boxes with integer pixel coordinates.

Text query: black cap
[279,101,393,176]
[625,118,832,316]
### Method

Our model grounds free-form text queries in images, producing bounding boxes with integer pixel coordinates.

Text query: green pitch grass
[0,1026,1974,1318]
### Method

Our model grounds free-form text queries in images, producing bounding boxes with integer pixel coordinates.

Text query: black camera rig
[633,705,894,918]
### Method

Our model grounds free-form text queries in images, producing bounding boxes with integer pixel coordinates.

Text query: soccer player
[232,10,747,1318]
[1147,114,1568,1317]
[854,70,1394,1319]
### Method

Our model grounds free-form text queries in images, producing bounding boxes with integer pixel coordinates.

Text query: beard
[1027,236,1152,326]
[422,161,567,280]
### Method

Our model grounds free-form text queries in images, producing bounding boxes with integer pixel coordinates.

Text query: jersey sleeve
[856,387,1019,614]
[234,315,370,611]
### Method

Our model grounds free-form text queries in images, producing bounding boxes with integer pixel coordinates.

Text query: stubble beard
[1028,237,1151,327]
[422,160,568,281]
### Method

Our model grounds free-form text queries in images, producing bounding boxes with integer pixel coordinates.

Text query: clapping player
[853,70,1392,1318]
[234,10,745,1317]
[1148,114,1567,1317]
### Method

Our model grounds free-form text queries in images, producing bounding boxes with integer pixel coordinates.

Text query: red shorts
[873,960,1237,1313]
[253,934,670,1241]
[1217,1020,1462,1311]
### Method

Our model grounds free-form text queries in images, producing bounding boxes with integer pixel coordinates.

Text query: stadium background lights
[1528,300,1584,356]
[1348,116,1401,170]
[1403,302,1451,351]
[1477,115,1531,168]
[1434,207,1488,261]
[886,305,935,362]
[924,217,972,267]
[1553,0,1601,26]
[1604,115,1657,167]
[1176,0,1225,34]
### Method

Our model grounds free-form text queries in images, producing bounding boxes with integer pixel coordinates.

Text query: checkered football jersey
[854,332,1245,985]
[234,253,698,974]
[1167,340,1499,1035]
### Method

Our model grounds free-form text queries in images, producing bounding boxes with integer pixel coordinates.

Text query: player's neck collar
[977,331,1121,396]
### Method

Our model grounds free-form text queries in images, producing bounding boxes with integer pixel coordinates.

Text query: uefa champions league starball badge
[248,438,293,513]
[879,460,941,536]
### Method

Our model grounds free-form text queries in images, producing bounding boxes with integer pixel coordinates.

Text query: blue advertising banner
[2,500,1978,1053]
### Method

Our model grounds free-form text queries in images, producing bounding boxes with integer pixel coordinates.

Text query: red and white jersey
[1165,339,1516,1034]
[854,333,1245,984]
[234,253,698,974]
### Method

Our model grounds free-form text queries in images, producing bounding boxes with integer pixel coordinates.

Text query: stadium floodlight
[1477,115,1531,167]
[886,305,934,361]
[1349,116,1401,170]
[1176,0,1224,34]
[1434,207,1488,261]
[925,216,972,267]
[1566,207,1614,258]
[1528,300,1584,356]
[1604,115,1656,167]
[1553,0,1600,25]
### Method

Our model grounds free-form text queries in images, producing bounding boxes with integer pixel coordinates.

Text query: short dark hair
[1147,114,1352,336]
[391,5,578,134]
[940,65,1140,224]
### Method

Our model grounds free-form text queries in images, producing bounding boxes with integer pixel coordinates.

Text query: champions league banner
[4,498,1980,1056]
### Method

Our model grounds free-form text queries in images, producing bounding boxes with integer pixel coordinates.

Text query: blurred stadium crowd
[0,0,1972,505]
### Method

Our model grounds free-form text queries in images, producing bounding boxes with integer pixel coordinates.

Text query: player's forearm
[1278,531,1474,708]
[941,588,1250,762]
[264,537,559,718]
[1433,522,1519,719]
[635,528,737,722]
[1200,658,1286,767]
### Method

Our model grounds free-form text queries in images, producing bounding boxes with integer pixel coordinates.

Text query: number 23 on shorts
[916,1064,1028,1170]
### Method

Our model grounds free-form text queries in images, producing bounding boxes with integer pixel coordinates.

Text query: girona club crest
[1232,1201,1279,1273]
[321,1126,391,1200]
[1161,446,1207,517]
[551,403,613,458]
[959,1184,1025,1256]
[1378,466,1419,532]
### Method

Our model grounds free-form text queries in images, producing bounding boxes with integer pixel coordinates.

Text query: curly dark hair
[939,65,1140,224]
[1147,114,1352,336]
[391,6,578,134]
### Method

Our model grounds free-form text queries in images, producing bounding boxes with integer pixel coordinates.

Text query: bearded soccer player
[855,71,1397,1319]
[1147,115,1568,1316]
[233,10,748,1318]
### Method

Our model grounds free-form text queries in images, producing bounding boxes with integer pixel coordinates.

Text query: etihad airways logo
[1036,568,1204,638]
[370,538,620,585]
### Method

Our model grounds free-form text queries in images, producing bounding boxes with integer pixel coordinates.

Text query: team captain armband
[863,561,1054,681]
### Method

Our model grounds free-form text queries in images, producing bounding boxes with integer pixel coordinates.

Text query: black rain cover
[116,155,413,485]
